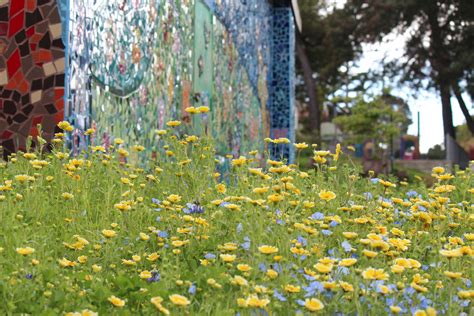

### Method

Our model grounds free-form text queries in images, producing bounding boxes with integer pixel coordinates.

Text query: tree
[333,94,409,159]
[295,0,361,140]
[346,0,474,142]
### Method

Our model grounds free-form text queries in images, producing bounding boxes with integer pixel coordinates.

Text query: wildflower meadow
[0,118,473,315]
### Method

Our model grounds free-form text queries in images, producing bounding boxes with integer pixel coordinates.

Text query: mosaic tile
[0,0,65,158]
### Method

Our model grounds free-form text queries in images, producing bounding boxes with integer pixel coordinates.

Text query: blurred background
[294,0,473,176]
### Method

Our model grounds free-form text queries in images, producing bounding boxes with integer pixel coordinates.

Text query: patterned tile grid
[211,18,267,157]
[269,7,295,162]
[0,0,65,158]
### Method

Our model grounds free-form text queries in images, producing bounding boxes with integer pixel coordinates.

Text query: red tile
[0,23,8,36]
[30,126,38,137]
[30,43,37,51]
[32,116,43,125]
[55,88,64,100]
[18,79,29,94]
[37,50,53,63]
[1,130,13,139]
[10,0,25,17]
[26,26,35,38]
[7,49,21,78]
[55,99,64,111]
[26,0,36,12]
[8,11,24,38]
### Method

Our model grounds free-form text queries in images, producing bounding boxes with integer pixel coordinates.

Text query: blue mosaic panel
[269,7,295,162]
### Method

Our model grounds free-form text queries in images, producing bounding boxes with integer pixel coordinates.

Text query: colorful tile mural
[0,0,65,158]
[0,0,296,161]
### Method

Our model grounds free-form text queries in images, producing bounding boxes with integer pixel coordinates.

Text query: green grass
[0,126,473,315]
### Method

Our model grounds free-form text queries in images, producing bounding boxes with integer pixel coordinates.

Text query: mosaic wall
[0,0,65,158]
[1,0,296,161]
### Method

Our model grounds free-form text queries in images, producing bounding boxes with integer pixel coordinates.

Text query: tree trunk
[295,33,320,137]
[452,83,474,135]
[440,82,456,141]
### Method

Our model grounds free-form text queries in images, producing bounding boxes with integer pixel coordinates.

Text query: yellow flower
[319,190,336,201]
[16,247,35,255]
[147,252,160,261]
[362,249,378,258]
[443,271,462,279]
[139,270,152,279]
[166,120,181,127]
[167,194,182,203]
[294,142,309,150]
[231,156,247,167]
[216,183,227,194]
[245,295,270,308]
[267,193,284,203]
[108,296,125,307]
[231,275,248,286]
[102,229,117,238]
[62,192,74,200]
[58,257,76,268]
[362,268,389,280]
[439,248,463,258]
[390,306,402,313]
[169,294,190,306]
[266,269,278,279]
[339,258,357,267]
[304,298,324,312]
[197,106,210,113]
[58,121,74,131]
[258,245,278,254]
[220,254,236,262]
[432,166,445,174]
[284,284,301,293]
[237,264,252,272]
[314,263,332,273]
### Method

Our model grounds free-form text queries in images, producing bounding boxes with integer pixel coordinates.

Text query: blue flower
[258,263,267,272]
[297,235,307,247]
[311,212,324,220]
[364,192,373,200]
[152,198,161,205]
[25,273,33,280]
[406,190,418,198]
[189,283,196,295]
[371,178,380,184]
[183,203,204,214]
[236,223,243,233]
[157,230,168,238]
[303,281,324,296]
[322,230,332,236]
[147,271,161,283]
[296,299,305,306]
[273,289,287,302]
[241,241,251,250]
[341,240,352,252]
[204,253,216,260]
[329,220,339,227]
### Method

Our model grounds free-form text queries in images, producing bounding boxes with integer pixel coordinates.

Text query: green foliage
[0,124,472,315]
[333,95,409,146]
